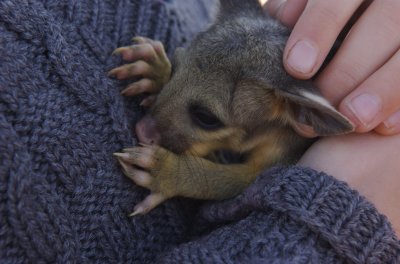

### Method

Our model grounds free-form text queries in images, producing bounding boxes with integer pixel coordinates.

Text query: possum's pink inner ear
[291,122,318,138]
[280,89,354,136]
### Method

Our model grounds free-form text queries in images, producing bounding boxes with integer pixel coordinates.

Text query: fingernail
[347,94,381,127]
[286,39,319,74]
[384,110,400,132]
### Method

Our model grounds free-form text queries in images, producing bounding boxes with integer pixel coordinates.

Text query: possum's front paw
[114,144,181,216]
[109,37,171,106]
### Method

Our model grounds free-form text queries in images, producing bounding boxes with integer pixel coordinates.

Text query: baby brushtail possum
[110,0,354,216]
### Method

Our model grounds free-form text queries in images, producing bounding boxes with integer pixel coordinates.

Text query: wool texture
[1,0,399,263]
[0,0,214,262]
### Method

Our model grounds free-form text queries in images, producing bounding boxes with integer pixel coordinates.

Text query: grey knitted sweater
[0,0,399,263]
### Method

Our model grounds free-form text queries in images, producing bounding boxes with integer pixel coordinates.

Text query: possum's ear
[278,89,354,137]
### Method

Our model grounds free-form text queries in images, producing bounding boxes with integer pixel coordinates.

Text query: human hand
[265,0,400,135]
[298,132,400,236]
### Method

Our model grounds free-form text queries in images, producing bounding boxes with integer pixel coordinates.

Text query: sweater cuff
[197,165,399,263]
[254,166,400,263]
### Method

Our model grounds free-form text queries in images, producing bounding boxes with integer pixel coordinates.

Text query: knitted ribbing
[159,166,400,263]
[0,0,214,263]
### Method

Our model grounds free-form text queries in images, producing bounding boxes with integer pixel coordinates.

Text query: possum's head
[136,1,353,162]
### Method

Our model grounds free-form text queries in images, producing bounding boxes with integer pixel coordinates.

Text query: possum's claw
[128,193,167,217]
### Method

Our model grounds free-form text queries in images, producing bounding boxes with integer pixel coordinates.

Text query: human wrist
[298,133,400,236]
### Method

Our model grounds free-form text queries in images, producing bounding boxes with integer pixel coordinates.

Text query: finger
[264,0,308,28]
[264,0,285,18]
[339,48,400,133]
[121,79,157,96]
[316,0,400,105]
[283,0,363,79]
[375,110,400,136]
[129,193,167,216]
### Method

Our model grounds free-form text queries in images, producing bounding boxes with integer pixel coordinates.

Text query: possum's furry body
[111,0,353,215]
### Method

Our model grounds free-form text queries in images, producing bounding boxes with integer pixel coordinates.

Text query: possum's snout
[135,114,161,145]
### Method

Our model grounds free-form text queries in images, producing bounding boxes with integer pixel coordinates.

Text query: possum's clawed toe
[114,154,152,187]
[114,145,181,215]
[121,79,157,96]
[109,36,172,100]
[108,61,151,79]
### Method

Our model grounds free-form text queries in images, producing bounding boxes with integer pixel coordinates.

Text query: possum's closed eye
[189,104,224,130]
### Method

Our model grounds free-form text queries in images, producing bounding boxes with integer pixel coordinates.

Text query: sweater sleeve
[157,166,400,263]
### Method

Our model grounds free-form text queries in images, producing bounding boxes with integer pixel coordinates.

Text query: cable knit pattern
[1,1,399,263]
[0,0,214,263]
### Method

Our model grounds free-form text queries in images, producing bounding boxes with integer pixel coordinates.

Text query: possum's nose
[135,114,161,145]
